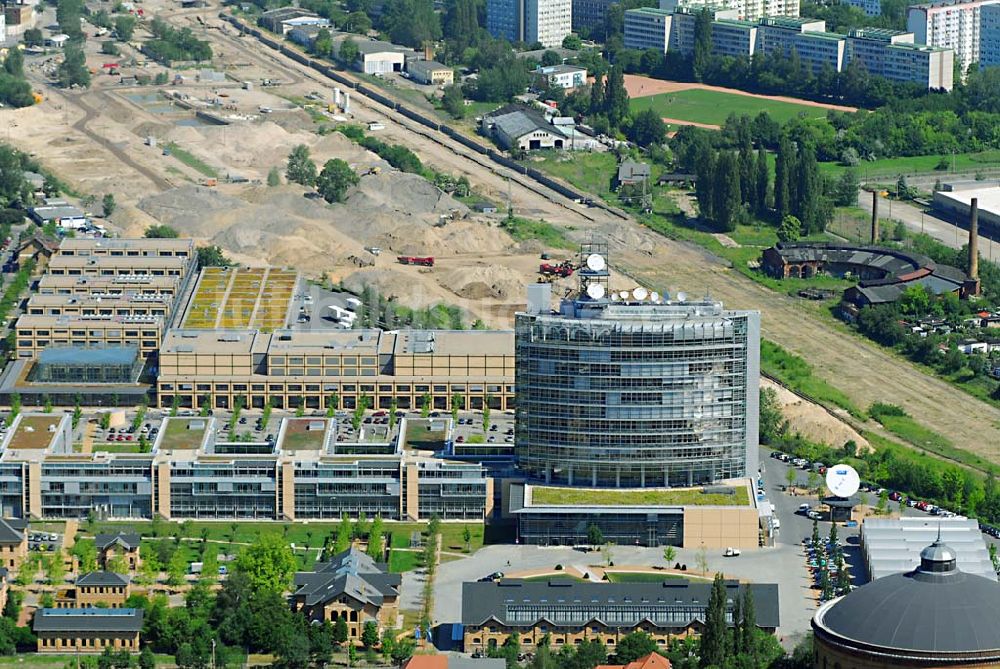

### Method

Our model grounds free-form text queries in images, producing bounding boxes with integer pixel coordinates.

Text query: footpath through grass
[630,88,829,126]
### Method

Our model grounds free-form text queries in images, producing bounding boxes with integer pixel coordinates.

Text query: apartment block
[0,414,491,523]
[712,17,759,55]
[981,2,1000,66]
[659,0,798,21]
[907,0,1000,74]
[757,17,846,73]
[624,7,674,51]
[486,0,572,47]
[843,0,881,15]
[847,28,954,89]
[156,328,514,413]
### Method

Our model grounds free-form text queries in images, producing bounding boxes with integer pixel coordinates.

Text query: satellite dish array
[581,253,671,304]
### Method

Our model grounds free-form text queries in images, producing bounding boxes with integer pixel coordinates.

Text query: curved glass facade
[515,300,760,488]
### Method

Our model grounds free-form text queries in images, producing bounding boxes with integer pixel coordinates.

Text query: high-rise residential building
[981,2,1000,66]
[843,0,882,15]
[907,0,1000,75]
[623,7,674,51]
[486,0,572,47]
[514,243,761,489]
[659,0,798,22]
[757,17,846,73]
[847,28,954,89]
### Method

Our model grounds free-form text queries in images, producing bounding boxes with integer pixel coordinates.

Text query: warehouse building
[462,579,779,653]
[932,183,1000,237]
[407,60,454,85]
[861,517,997,582]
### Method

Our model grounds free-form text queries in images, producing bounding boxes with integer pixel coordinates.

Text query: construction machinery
[397,256,434,267]
[538,260,574,278]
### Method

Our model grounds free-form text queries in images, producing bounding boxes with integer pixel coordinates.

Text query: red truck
[539,261,574,277]
[397,256,435,267]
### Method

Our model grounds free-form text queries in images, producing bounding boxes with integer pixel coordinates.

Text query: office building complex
[659,0,799,21]
[981,2,1000,66]
[0,413,491,522]
[624,10,953,88]
[486,0,572,47]
[515,245,760,489]
[907,0,999,74]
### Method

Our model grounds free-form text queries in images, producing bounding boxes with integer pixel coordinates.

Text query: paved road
[856,190,1000,257]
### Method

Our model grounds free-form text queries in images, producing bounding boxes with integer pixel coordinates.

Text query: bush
[869,402,907,419]
[554,564,563,570]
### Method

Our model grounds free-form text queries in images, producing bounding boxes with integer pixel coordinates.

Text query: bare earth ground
[12,2,1000,463]
[623,73,859,112]
[762,379,869,452]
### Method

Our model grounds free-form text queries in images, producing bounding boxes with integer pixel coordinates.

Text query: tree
[267,167,281,187]
[316,159,359,203]
[361,620,379,648]
[603,65,629,128]
[115,14,137,41]
[615,632,657,663]
[166,549,186,586]
[482,398,492,431]
[700,573,728,667]
[692,8,713,81]
[23,28,43,47]
[696,544,709,574]
[339,38,360,64]
[562,34,582,49]
[313,28,333,56]
[711,151,741,232]
[390,637,415,665]
[740,585,756,659]
[834,168,859,207]
[233,534,297,594]
[45,552,66,584]
[197,245,231,267]
[441,84,465,119]
[774,134,794,221]
[4,49,23,79]
[140,647,156,669]
[759,386,786,445]
[58,44,91,89]
[332,616,349,648]
[627,109,666,147]
[421,393,432,418]
[586,524,604,547]
[367,515,384,560]
[662,545,677,564]
[777,215,802,243]
[601,541,613,566]
[102,193,116,217]
[145,224,178,238]
[286,145,317,187]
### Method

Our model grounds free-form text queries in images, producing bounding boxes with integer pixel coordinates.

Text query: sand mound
[341,268,439,307]
[440,264,525,300]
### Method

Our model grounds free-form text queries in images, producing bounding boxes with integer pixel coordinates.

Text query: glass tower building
[515,289,760,488]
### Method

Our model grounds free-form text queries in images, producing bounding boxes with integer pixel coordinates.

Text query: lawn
[403,420,447,451]
[9,416,63,449]
[500,216,576,250]
[530,485,750,507]
[281,419,328,451]
[160,418,210,451]
[605,571,688,583]
[871,413,994,472]
[630,89,828,126]
[818,150,1000,180]
[165,142,218,178]
[388,548,420,573]
[85,520,487,553]
[528,151,619,199]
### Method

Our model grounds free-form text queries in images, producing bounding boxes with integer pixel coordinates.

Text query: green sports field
[630,88,831,126]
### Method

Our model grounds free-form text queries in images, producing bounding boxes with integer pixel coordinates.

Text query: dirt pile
[439,264,526,300]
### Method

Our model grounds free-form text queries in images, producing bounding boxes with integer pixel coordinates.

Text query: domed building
[812,538,1000,668]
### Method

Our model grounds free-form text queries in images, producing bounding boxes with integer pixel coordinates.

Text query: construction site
[8,0,1000,464]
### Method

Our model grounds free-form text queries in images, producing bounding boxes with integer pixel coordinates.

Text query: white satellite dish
[611,292,620,301]
[586,283,606,300]
[826,464,861,498]
[632,287,648,301]
[676,291,688,302]
[619,290,630,299]
[586,254,606,272]
[650,291,660,303]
